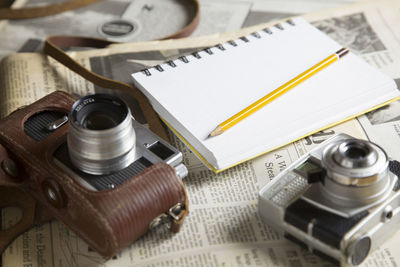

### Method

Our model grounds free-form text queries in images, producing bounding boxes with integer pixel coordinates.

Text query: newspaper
[2,0,400,266]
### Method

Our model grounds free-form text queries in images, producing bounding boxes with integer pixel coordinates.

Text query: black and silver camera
[258,134,400,266]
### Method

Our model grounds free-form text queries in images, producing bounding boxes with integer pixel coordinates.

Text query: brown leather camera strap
[42,0,199,142]
[44,36,172,141]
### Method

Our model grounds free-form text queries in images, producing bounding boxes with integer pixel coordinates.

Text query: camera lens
[82,111,120,130]
[72,96,127,130]
[323,138,389,187]
[334,140,377,168]
[68,94,136,175]
[344,144,368,160]
[321,138,391,206]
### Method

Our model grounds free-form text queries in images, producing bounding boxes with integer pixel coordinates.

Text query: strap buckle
[149,202,186,231]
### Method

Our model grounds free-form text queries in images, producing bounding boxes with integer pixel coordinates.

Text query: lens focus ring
[322,139,388,186]
[333,140,378,168]
[68,94,136,175]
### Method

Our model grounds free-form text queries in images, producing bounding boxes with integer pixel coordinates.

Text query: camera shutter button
[42,179,67,209]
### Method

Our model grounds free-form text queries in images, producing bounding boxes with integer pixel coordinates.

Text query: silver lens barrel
[322,139,388,186]
[333,140,378,169]
[321,139,391,206]
[68,94,136,175]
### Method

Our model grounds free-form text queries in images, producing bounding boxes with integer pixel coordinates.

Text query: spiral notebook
[132,17,400,173]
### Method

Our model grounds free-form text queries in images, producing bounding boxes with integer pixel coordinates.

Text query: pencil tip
[209,126,224,137]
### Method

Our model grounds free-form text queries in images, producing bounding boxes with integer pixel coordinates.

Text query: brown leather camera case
[0,91,188,258]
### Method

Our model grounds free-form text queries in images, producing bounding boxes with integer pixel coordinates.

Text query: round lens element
[320,137,391,207]
[70,95,128,130]
[334,140,377,168]
[82,111,120,130]
[344,145,368,160]
[68,94,136,175]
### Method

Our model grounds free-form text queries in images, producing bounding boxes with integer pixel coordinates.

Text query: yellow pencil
[209,47,350,137]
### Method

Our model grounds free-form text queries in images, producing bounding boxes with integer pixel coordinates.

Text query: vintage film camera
[259,134,400,266]
[0,91,188,258]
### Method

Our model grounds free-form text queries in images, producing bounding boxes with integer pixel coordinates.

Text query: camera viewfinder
[148,141,175,160]
[294,157,326,184]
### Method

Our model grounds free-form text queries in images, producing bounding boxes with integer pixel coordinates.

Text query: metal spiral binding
[204,48,213,55]
[240,36,249,43]
[274,23,284,30]
[228,40,238,47]
[167,60,176,67]
[155,65,164,72]
[192,52,201,59]
[140,19,296,77]
[179,56,189,63]
[216,44,226,51]
[263,28,273,34]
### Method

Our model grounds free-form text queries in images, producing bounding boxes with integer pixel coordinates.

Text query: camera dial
[68,94,136,175]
